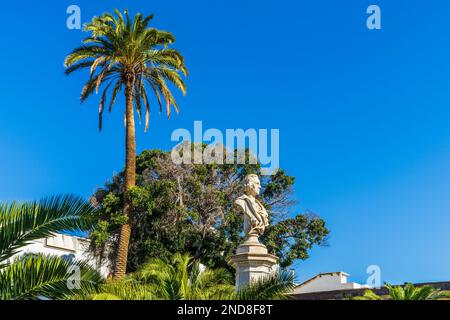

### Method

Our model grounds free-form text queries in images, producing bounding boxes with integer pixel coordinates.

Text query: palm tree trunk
[113,76,136,279]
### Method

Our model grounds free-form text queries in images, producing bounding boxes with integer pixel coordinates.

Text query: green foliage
[133,253,235,300]
[353,289,382,300]
[359,283,450,300]
[262,214,329,268]
[75,253,234,300]
[235,271,295,300]
[73,253,294,300]
[263,170,295,201]
[90,147,329,272]
[74,280,155,300]
[90,220,110,246]
[0,195,102,300]
[0,195,96,265]
[0,254,102,300]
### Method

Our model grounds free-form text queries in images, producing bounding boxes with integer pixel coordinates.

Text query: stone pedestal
[228,236,279,290]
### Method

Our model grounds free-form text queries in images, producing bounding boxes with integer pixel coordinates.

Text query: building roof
[295,271,350,288]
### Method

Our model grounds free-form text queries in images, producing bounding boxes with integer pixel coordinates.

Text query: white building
[293,271,370,294]
[13,233,110,278]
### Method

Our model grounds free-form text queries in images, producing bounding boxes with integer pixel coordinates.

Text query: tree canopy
[89,146,329,272]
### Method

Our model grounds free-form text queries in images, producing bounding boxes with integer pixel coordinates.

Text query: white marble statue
[234,174,269,238]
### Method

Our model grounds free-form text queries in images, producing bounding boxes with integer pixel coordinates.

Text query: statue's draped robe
[234,195,269,237]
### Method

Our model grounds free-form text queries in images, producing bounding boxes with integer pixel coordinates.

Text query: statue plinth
[228,236,279,289]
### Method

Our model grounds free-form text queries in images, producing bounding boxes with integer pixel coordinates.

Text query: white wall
[11,234,110,278]
[293,273,368,294]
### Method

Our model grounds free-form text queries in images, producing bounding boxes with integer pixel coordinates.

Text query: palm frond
[236,271,294,300]
[74,280,154,300]
[0,195,96,264]
[381,283,449,300]
[0,254,102,300]
[65,9,188,132]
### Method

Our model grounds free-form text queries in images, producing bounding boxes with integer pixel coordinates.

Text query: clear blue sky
[1,0,450,285]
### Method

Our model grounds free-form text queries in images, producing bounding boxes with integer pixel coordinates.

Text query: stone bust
[234,174,269,238]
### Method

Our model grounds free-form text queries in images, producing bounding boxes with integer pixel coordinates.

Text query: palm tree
[64,9,188,279]
[359,283,449,300]
[73,253,295,300]
[132,253,234,300]
[0,195,102,300]
[235,271,295,300]
[77,253,234,300]
[73,280,155,300]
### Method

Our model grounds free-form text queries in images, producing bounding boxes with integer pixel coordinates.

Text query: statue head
[243,174,261,197]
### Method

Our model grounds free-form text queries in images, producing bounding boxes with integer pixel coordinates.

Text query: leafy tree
[262,214,328,267]
[358,283,450,300]
[89,147,329,272]
[65,9,188,279]
[0,195,102,300]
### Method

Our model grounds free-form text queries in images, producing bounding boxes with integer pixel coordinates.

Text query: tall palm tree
[359,283,449,300]
[64,9,188,279]
[0,195,102,300]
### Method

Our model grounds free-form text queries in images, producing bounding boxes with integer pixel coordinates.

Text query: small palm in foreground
[75,253,294,300]
[235,270,295,300]
[0,195,102,300]
[134,253,234,300]
[359,283,449,300]
[76,253,234,300]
